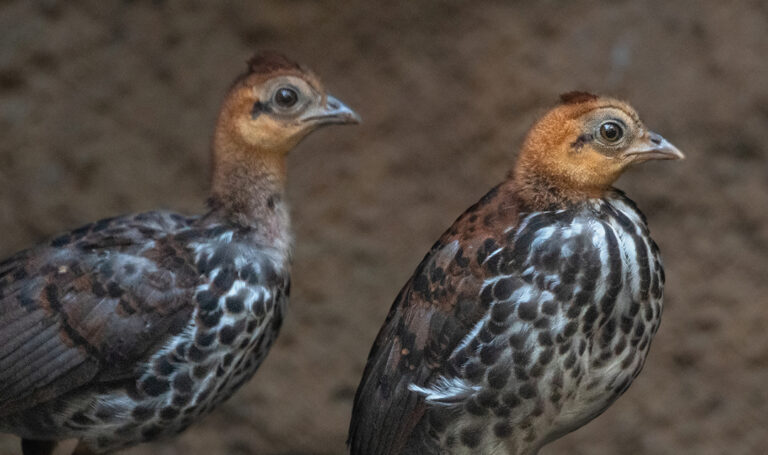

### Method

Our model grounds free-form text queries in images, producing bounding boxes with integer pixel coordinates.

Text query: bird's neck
[510,167,606,211]
[208,131,290,240]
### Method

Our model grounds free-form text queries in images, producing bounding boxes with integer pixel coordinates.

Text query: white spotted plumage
[349,94,680,455]
[0,223,292,453]
[409,193,663,454]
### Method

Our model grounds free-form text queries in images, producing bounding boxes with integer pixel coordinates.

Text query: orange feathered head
[513,92,683,200]
[215,51,360,157]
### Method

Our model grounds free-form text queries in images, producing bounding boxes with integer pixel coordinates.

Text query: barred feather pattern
[348,188,664,455]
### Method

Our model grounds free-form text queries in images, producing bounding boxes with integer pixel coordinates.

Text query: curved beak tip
[627,132,685,162]
[323,94,361,125]
[344,109,363,124]
[298,94,361,126]
[655,135,685,161]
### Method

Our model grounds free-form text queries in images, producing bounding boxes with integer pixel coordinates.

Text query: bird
[0,51,359,455]
[348,92,683,455]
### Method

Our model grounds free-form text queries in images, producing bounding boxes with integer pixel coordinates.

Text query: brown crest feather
[559,91,599,105]
[247,51,302,75]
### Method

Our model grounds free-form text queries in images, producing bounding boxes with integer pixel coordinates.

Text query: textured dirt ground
[0,1,766,454]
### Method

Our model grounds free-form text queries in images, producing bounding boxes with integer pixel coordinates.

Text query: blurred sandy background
[0,1,766,454]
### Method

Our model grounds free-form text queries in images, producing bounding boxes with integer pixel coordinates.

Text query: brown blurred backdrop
[0,1,766,454]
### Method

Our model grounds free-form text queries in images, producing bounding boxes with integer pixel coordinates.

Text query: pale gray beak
[624,131,685,162]
[301,94,361,125]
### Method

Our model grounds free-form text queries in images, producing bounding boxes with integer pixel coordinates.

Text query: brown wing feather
[349,183,521,454]
[0,212,199,416]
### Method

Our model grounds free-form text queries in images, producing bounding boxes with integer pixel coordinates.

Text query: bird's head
[216,51,360,157]
[514,92,683,201]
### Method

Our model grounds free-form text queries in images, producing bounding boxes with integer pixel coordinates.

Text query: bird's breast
[414,196,664,453]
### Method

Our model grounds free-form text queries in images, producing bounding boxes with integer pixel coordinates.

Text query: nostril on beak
[649,133,663,145]
[328,100,340,109]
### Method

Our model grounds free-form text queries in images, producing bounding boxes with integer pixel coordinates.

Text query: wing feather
[0,212,200,416]
[349,184,516,455]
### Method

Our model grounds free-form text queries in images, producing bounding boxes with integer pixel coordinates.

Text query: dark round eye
[599,121,624,143]
[274,87,298,108]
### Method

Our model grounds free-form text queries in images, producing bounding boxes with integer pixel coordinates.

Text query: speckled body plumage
[0,203,292,452]
[0,51,359,454]
[349,184,663,455]
[349,93,681,455]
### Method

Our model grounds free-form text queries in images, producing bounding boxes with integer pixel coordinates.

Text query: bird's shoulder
[348,182,523,453]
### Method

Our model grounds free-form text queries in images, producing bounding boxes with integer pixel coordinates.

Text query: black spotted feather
[349,184,663,455]
[0,212,198,416]
[0,209,292,453]
[349,183,516,454]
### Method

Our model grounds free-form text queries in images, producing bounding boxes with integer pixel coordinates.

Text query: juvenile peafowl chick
[348,92,682,455]
[0,52,359,455]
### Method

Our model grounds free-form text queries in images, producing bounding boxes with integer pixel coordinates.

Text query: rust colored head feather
[230,51,313,89]
[210,51,360,222]
[559,91,599,105]
[512,93,683,209]
[247,51,303,74]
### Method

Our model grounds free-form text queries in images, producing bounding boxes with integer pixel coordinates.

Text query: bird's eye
[599,121,624,143]
[274,87,299,108]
